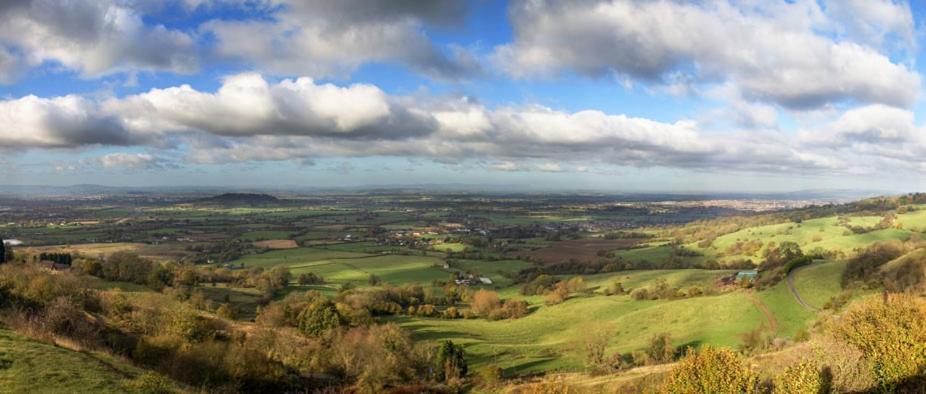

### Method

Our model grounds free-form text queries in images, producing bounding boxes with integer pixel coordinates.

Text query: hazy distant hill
[193,193,280,206]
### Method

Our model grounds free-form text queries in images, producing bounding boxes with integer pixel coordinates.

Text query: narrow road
[786,264,817,311]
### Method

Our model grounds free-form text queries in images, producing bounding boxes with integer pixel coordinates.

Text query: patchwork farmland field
[525,238,641,264]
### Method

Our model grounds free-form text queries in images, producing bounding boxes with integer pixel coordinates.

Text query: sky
[2,0,926,193]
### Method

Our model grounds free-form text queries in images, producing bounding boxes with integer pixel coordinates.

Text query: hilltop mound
[194,193,280,206]
[879,248,926,292]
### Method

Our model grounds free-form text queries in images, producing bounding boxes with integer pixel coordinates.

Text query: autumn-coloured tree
[471,289,501,318]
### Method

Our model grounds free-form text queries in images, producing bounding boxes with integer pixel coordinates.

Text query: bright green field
[316,241,406,254]
[229,246,455,287]
[289,254,448,286]
[0,329,180,393]
[397,290,764,374]
[756,281,814,338]
[751,261,851,338]
[582,269,732,293]
[790,261,847,309]
[231,247,370,268]
[432,242,468,252]
[684,215,915,265]
[896,206,926,231]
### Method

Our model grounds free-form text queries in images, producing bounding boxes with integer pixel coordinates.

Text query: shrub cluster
[661,346,759,394]
[841,240,906,287]
[829,293,926,390]
[628,278,707,301]
[471,289,528,319]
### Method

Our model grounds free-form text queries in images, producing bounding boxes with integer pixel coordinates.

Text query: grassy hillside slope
[398,289,763,374]
[0,329,181,393]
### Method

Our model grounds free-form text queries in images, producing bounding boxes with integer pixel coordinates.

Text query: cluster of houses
[374,222,493,249]
[453,273,493,286]
[450,227,489,236]
[376,234,431,248]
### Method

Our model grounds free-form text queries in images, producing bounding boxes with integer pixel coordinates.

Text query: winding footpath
[747,291,779,333]
[786,264,817,311]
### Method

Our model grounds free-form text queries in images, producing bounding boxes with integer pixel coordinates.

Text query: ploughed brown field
[253,239,299,249]
[524,238,641,264]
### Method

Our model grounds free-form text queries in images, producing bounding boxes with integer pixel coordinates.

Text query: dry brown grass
[27,242,194,261]
[28,243,145,257]
[497,364,672,394]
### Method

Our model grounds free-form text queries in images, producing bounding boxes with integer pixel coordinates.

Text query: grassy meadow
[397,290,764,374]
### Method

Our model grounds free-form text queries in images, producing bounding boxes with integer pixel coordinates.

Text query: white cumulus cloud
[493,0,920,110]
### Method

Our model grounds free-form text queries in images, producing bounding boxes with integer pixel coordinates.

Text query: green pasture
[844,215,884,227]
[397,290,763,374]
[790,260,847,309]
[756,282,814,338]
[432,242,468,252]
[582,269,733,294]
[896,206,926,231]
[289,254,448,286]
[231,247,370,269]
[749,261,849,338]
[316,241,406,254]
[689,215,915,265]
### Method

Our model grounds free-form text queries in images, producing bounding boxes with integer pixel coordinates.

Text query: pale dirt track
[786,264,817,311]
[747,291,779,333]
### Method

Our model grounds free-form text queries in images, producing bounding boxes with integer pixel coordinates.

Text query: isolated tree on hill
[761,241,803,270]
[582,323,612,372]
[647,333,676,364]
[471,289,501,317]
[0,238,5,264]
[297,272,323,285]
[435,340,467,382]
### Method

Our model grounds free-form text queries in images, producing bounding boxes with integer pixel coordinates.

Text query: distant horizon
[0,182,895,199]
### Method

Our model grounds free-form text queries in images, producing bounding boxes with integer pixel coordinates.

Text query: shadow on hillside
[396,322,482,341]
[860,374,926,394]
[504,357,558,376]
[674,340,702,358]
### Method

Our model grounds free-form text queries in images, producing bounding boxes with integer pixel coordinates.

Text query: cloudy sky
[2,0,926,192]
